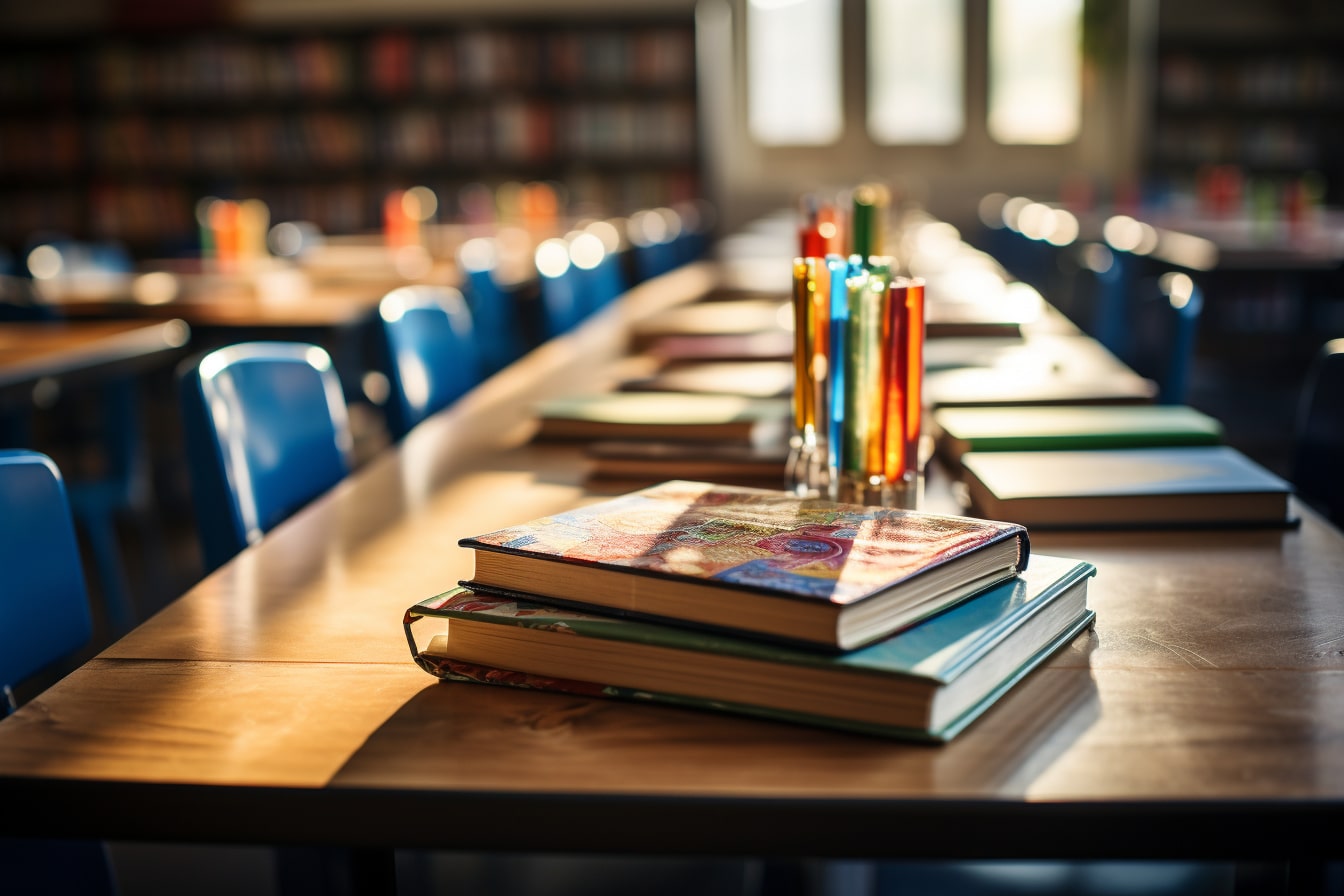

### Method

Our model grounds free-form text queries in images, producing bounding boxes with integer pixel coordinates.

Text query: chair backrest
[1074,248,1204,405]
[574,248,628,316]
[1136,270,1204,405]
[458,237,529,375]
[534,237,585,339]
[0,449,116,890]
[378,284,484,440]
[0,450,94,715]
[178,341,353,573]
[1293,337,1344,524]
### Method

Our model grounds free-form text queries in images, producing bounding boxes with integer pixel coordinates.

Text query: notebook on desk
[618,360,794,398]
[585,438,790,487]
[642,330,796,366]
[924,335,1157,408]
[959,445,1295,529]
[931,405,1225,468]
[532,392,791,445]
[629,298,790,350]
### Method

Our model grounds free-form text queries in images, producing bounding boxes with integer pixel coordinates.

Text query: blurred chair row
[981,195,1344,524]
[979,197,1206,407]
[178,207,710,573]
[3,210,711,621]
[457,209,706,373]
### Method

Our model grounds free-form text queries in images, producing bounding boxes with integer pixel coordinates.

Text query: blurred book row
[0,25,694,105]
[3,101,696,176]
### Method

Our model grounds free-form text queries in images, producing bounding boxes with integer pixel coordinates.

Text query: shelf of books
[1145,9,1344,204]
[0,20,700,259]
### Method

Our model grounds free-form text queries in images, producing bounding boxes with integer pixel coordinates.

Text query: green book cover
[934,404,1224,463]
[405,554,1096,742]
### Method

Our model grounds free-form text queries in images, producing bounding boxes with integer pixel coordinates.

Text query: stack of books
[532,389,793,488]
[404,480,1097,742]
[929,404,1296,529]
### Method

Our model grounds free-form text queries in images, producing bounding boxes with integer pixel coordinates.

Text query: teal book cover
[406,554,1096,741]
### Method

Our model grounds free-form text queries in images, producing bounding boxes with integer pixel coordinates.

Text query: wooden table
[32,273,392,334]
[0,318,190,396]
[0,263,1339,893]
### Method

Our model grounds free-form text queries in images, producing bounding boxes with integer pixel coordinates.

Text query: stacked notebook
[532,389,793,488]
[931,405,1296,529]
[405,480,1097,742]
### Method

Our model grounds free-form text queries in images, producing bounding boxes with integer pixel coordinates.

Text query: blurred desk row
[0,209,705,642]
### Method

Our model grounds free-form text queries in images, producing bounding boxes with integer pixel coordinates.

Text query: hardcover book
[458,480,1031,650]
[533,393,791,446]
[960,445,1295,529]
[619,360,795,398]
[924,302,1030,339]
[406,554,1096,741]
[932,405,1225,467]
[923,335,1157,408]
[585,439,790,487]
[642,330,795,365]
[629,298,791,351]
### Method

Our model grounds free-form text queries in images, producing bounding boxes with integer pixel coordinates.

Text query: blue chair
[534,237,585,338]
[1,450,95,713]
[377,285,484,441]
[1072,246,1204,406]
[587,249,629,310]
[0,281,162,632]
[177,341,354,574]
[628,209,681,282]
[0,449,118,894]
[458,238,528,375]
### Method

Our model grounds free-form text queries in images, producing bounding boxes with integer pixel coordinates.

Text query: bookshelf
[1133,4,1344,478]
[1146,5,1344,205]
[0,20,700,261]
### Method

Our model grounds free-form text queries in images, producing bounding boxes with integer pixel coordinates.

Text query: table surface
[0,317,191,391]
[0,262,1340,862]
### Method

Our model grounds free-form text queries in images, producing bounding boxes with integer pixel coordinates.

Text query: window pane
[747,0,843,146]
[867,0,964,144]
[988,0,1081,144]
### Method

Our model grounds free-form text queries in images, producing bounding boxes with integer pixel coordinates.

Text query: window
[746,0,843,146]
[866,0,964,144]
[742,0,1083,148]
[987,0,1082,144]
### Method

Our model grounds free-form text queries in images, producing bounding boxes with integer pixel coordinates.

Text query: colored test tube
[826,254,858,485]
[839,257,894,501]
[788,257,832,497]
[850,183,888,259]
[882,277,925,486]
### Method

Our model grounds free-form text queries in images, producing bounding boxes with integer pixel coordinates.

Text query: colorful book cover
[459,480,1030,649]
[404,554,1097,741]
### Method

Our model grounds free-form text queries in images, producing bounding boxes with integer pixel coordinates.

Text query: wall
[697,0,1155,236]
